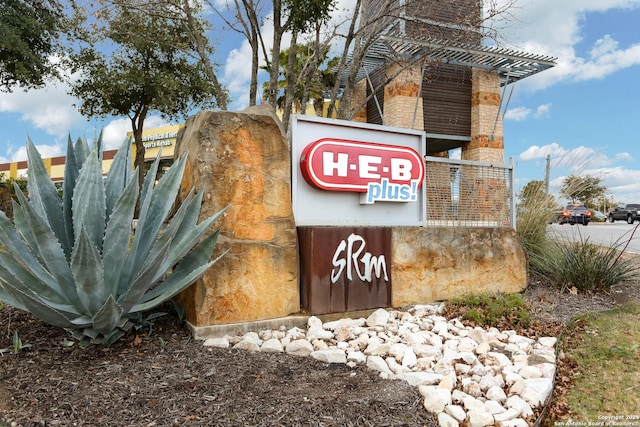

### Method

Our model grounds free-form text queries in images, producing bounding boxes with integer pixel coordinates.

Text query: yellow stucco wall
[0,124,183,182]
[128,124,184,162]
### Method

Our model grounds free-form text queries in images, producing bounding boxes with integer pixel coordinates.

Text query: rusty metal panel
[299,227,392,315]
[422,63,472,140]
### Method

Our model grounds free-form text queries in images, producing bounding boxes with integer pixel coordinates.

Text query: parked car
[608,204,640,224]
[590,210,607,222]
[555,205,592,225]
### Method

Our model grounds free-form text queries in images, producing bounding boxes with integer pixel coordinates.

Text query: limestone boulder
[392,227,527,307]
[174,106,299,326]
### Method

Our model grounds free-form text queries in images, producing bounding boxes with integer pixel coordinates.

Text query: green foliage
[517,178,640,292]
[445,292,531,329]
[560,174,607,208]
[516,180,557,275]
[536,231,640,292]
[262,43,339,115]
[131,311,166,337]
[12,330,31,353]
[285,0,336,33]
[0,174,29,219]
[0,0,68,91]
[68,0,224,180]
[170,299,187,324]
[0,331,31,354]
[0,134,226,346]
[562,303,640,417]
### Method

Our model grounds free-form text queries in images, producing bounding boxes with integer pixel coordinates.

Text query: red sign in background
[300,138,425,192]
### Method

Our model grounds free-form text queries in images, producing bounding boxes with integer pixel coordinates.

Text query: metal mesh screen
[425,156,514,227]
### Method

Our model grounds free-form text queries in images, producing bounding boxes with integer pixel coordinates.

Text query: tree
[213,0,518,129]
[0,0,68,91]
[0,172,28,218]
[560,175,607,208]
[69,0,226,187]
[519,180,551,205]
[517,179,556,222]
[261,43,338,116]
[208,0,336,129]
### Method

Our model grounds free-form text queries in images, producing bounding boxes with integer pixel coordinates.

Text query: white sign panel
[291,115,426,226]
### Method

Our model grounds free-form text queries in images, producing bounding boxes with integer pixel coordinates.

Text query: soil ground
[1,278,639,427]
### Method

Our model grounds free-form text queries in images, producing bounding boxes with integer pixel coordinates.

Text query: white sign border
[291,115,426,227]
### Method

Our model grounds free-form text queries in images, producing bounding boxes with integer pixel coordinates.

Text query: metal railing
[424,156,515,228]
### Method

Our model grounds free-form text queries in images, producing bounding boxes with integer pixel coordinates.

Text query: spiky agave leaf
[104,137,134,221]
[0,134,225,345]
[25,138,68,255]
[71,150,106,252]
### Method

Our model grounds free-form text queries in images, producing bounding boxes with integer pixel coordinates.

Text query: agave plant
[0,134,225,345]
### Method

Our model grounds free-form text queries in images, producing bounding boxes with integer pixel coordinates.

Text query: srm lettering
[331,233,389,283]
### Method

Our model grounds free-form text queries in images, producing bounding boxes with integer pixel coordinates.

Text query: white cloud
[495,0,640,91]
[101,118,132,150]
[534,103,551,118]
[615,152,634,162]
[9,142,66,164]
[519,142,627,172]
[224,44,262,110]
[518,142,568,161]
[575,166,640,203]
[504,106,530,121]
[0,82,85,138]
[1,115,171,162]
[521,141,640,203]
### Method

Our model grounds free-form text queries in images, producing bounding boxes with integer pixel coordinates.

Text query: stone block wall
[174,107,527,328]
[391,227,526,307]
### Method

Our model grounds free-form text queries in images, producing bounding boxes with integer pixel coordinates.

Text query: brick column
[383,63,424,131]
[463,68,504,163]
[460,68,509,224]
[351,79,368,123]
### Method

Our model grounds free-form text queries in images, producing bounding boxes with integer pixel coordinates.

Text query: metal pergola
[351,34,557,87]
[340,33,556,153]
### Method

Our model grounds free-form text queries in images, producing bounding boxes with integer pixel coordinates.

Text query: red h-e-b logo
[300,138,424,204]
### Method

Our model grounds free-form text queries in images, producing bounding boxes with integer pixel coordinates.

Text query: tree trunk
[282,32,298,131]
[182,0,228,109]
[268,0,283,109]
[130,106,148,191]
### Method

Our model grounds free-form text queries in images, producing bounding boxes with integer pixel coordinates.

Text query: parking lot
[548,222,640,254]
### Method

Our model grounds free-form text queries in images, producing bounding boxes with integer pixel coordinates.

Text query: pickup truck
[608,204,640,224]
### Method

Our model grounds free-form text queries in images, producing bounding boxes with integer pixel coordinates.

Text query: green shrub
[445,292,531,329]
[0,134,226,346]
[539,232,640,292]
[515,185,557,276]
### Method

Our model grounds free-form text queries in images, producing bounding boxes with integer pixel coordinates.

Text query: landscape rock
[310,349,347,364]
[202,337,229,348]
[420,386,452,413]
[438,411,460,427]
[200,304,556,426]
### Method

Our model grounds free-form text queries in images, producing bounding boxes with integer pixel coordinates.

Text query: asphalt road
[548,221,640,254]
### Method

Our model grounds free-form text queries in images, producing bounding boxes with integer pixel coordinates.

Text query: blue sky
[1,0,639,205]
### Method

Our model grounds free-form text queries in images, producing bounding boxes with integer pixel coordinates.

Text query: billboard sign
[291,115,426,226]
[300,138,424,204]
